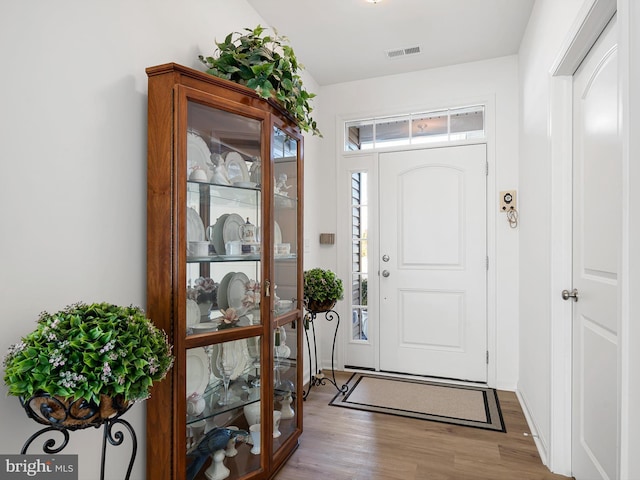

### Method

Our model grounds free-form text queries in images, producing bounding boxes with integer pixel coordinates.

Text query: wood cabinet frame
[146,63,304,480]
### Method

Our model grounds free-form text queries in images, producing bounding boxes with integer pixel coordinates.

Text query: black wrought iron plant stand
[303,308,349,399]
[20,393,137,480]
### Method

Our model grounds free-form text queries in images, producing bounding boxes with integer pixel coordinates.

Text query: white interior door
[571,15,620,480]
[378,145,487,382]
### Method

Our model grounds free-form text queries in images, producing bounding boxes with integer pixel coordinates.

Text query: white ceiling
[246,0,535,86]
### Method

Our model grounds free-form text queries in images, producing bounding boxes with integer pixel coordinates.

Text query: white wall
[314,56,521,389]
[517,0,585,467]
[516,1,640,476]
[0,1,292,478]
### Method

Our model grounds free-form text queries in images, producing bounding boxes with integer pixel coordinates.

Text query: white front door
[571,15,620,480]
[378,145,487,382]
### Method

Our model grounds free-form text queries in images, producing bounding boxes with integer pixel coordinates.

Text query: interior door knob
[561,289,579,302]
[382,270,390,277]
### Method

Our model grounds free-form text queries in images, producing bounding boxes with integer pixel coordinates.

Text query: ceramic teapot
[240,218,257,244]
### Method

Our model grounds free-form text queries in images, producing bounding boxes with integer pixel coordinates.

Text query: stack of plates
[210,213,245,255]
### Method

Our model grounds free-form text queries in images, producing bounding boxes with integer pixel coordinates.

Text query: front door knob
[561,289,579,302]
[382,270,390,277]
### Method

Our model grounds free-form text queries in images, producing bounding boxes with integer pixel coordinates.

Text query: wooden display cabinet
[145,63,303,480]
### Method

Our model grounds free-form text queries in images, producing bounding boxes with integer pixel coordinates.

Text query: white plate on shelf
[249,158,261,184]
[217,271,235,310]
[224,151,249,184]
[227,272,250,310]
[274,221,282,245]
[187,208,206,242]
[186,299,201,328]
[186,348,210,397]
[211,214,229,255]
[187,132,212,180]
[223,213,244,246]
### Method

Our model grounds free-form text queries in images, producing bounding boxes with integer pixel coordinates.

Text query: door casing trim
[548,0,617,476]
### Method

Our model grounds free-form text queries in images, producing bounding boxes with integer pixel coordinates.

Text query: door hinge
[486,351,489,364]
[486,256,489,270]
[486,161,489,176]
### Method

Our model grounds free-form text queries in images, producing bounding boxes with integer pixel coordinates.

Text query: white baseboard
[516,388,550,467]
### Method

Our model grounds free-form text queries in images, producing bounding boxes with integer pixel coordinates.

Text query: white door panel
[379,145,487,381]
[572,15,620,480]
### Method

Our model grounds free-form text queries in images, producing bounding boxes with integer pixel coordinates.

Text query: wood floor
[275,372,573,480]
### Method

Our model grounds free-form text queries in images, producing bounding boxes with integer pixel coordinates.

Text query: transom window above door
[344,105,485,151]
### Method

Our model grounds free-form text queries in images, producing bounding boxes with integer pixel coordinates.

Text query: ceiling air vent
[385,45,422,59]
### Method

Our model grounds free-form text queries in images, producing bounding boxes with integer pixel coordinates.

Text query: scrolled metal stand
[20,393,137,480]
[302,309,349,400]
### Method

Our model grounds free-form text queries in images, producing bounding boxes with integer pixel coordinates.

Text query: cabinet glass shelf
[187,254,297,263]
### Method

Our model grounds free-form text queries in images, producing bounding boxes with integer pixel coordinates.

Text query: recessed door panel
[399,167,462,267]
[399,290,464,350]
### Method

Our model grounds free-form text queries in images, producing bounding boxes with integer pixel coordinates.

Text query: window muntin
[344,105,485,151]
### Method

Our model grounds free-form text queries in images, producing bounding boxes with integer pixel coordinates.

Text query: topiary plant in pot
[198,25,321,137]
[3,302,174,429]
[303,268,344,313]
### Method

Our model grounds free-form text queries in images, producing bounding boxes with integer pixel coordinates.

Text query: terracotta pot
[21,393,130,430]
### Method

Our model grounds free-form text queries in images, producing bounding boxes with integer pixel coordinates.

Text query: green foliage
[199,25,321,137]
[361,277,368,306]
[3,302,173,404]
[303,268,344,303]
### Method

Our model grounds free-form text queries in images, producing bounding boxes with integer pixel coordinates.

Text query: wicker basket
[22,393,130,430]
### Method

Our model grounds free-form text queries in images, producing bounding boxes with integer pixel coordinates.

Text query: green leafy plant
[3,302,174,404]
[303,268,344,304]
[198,25,321,137]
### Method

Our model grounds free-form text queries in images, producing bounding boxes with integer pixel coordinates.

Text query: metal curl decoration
[21,426,70,455]
[21,394,102,430]
[302,309,350,400]
[19,393,137,480]
[101,417,137,480]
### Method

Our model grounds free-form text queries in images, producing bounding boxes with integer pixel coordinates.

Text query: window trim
[343,104,486,153]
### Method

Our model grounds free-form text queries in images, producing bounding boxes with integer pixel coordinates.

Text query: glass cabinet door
[185,101,263,335]
[272,126,299,317]
[183,98,265,480]
[271,126,301,456]
[272,323,299,455]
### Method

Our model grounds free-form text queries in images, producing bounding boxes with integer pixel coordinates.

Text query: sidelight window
[351,171,368,341]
